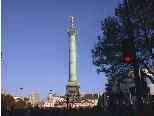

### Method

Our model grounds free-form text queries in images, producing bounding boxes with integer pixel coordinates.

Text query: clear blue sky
[2,0,120,97]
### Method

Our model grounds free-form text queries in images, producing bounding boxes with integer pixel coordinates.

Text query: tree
[14,98,27,109]
[1,93,15,111]
[1,93,32,112]
[92,0,154,108]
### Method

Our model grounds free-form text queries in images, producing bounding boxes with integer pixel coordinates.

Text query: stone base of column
[65,84,80,109]
[66,82,80,97]
[66,81,80,100]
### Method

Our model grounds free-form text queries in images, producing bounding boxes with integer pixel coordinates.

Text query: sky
[1,0,120,98]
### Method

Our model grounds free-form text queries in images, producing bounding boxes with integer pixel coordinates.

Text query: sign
[152,48,154,54]
[148,84,154,95]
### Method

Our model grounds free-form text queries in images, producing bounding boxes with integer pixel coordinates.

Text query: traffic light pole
[125,0,144,112]
[133,59,144,112]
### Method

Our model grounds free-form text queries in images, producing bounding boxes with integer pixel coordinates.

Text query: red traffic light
[122,51,134,64]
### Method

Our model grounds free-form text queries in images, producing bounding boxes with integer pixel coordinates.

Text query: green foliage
[1,93,15,111]
[1,93,32,110]
[92,17,122,67]
[92,0,154,93]
[14,98,27,109]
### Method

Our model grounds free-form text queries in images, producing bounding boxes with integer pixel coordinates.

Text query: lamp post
[48,90,53,107]
[49,90,52,94]
[66,95,69,109]
[19,87,23,98]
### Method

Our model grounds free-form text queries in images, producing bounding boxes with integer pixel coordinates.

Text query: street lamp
[19,87,23,98]
[49,90,52,94]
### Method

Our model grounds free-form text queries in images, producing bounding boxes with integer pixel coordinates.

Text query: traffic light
[122,39,135,64]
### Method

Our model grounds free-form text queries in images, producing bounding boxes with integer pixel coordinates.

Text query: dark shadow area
[1,105,154,116]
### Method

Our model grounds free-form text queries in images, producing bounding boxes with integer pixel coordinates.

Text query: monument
[66,16,80,98]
